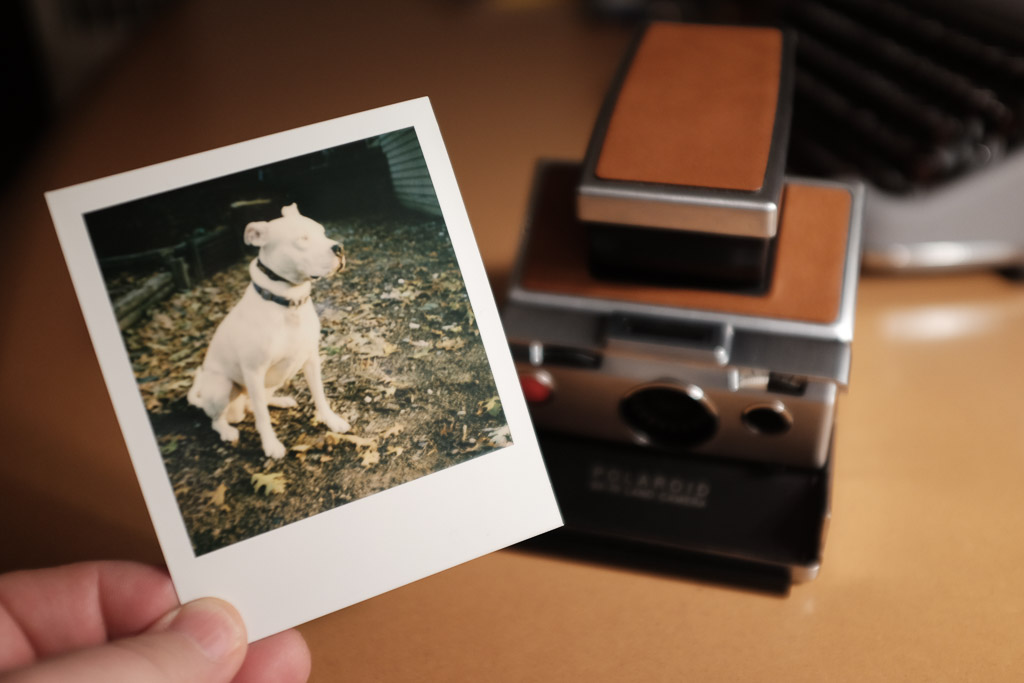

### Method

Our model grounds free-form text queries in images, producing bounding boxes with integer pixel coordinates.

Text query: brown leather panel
[520,182,852,323]
[595,22,782,192]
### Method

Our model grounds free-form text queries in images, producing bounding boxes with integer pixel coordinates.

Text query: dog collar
[257,259,296,285]
[252,281,309,308]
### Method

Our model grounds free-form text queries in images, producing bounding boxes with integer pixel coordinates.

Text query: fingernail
[168,598,247,661]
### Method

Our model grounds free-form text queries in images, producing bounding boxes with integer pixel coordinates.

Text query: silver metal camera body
[505,161,863,469]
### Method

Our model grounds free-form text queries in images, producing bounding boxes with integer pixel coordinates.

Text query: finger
[0,597,247,683]
[0,562,178,670]
[233,629,311,683]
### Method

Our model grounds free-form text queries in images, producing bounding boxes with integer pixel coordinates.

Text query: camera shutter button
[519,371,554,404]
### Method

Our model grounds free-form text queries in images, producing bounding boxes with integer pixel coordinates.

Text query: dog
[188,203,350,459]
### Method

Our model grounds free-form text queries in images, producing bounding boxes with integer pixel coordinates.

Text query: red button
[519,373,553,404]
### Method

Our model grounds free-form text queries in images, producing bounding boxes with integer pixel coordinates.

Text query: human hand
[0,561,311,683]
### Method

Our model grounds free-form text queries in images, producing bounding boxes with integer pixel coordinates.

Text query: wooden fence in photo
[102,224,243,330]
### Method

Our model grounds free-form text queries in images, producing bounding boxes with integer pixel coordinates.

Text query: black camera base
[519,431,832,593]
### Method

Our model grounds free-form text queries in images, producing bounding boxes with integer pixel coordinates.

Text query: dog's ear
[281,203,300,217]
[244,221,270,246]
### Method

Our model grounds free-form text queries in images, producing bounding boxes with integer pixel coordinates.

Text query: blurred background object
[2,0,176,187]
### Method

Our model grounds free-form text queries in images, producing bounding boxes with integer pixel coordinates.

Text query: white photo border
[46,97,561,641]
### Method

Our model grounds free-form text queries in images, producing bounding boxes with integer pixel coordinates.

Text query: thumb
[2,598,248,683]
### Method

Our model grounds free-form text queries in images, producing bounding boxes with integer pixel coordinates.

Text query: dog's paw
[268,396,299,409]
[262,438,287,460]
[216,424,240,444]
[321,412,351,434]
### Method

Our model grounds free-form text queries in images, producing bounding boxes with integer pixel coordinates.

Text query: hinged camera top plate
[518,163,859,328]
[578,22,796,239]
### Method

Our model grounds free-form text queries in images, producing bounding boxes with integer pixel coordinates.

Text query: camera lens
[742,402,793,435]
[620,383,717,449]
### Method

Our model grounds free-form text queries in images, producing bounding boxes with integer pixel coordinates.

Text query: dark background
[84,134,395,259]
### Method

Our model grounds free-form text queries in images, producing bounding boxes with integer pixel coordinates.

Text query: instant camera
[503,22,864,471]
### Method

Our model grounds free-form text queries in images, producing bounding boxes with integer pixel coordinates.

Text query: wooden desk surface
[3,1,1024,680]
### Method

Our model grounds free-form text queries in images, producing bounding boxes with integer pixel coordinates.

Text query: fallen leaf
[437,338,465,351]
[152,313,175,329]
[251,472,287,495]
[169,348,194,363]
[478,396,502,416]
[347,331,398,357]
[203,483,228,507]
[381,424,405,439]
[487,425,512,448]
[330,432,372,447]
[326,433,381,467]
[159,437,180,455]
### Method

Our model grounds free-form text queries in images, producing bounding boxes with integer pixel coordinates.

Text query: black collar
[257,259,295,284]
[252,281,309,308]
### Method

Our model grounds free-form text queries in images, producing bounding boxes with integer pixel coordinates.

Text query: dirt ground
[124,211,511,556]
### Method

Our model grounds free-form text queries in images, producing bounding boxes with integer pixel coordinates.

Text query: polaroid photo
[45,97,561,641]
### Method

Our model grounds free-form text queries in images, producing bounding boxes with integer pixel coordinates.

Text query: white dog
[188,203,350,459]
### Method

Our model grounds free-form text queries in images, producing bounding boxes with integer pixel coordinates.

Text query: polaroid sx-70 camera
[503,21,864,472]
